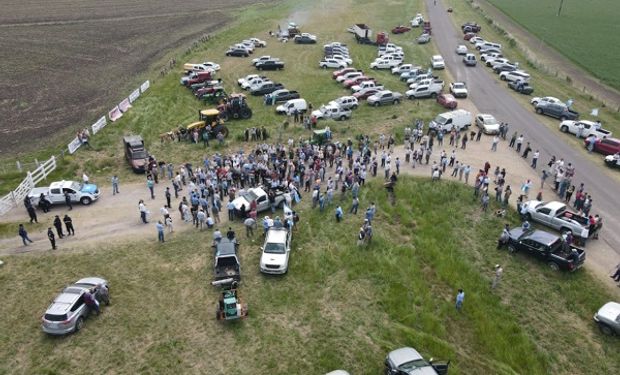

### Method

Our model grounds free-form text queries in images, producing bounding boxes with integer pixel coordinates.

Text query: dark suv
[226,48,249,57]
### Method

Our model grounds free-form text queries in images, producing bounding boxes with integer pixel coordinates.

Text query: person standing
[139,200,148,224]
[63,215,75,236]
[350,196,359,214]
[491,136,499,152]
[455,289,465,311]
[156,221,165,243]
[335,206,343,222]
[531,150,539,169]
[64,191,73,210]
[244,217,256,237]
[147,177,155,199]
[111,175,120,195]
[540,169,548,189]
[481,192,490,212]
[47,228,56,250]
[492,264,503,289]
[508,132,517,148]
[522,142,532,158]
[26,204,38,224]
[53,215,64,238]
[18,224,33,246]
[165,187,172,208]
[515,134,524,152]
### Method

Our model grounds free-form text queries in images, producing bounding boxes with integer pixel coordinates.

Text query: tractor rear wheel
[213,125,229,138]
[240,108,252,119]
[219,112,229,122]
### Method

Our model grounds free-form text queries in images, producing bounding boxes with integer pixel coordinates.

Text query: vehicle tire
[536,108,543,114]
[352,104,358,110]
[213,125,229,138]
[507,244,517,254]
[374,102,380,107]
[525,213,532,221]
[339,115,347,121]
[240,108,252,119]
[561,125,569,133]
[80,197,92,205]
[431,93,437,98]
[322,65,327,69]
[372,66,378,70]
[232,112,240,119]
[531,100,539,106]
[75,317,84,332]
[257,67,262,71]
[393,99,400,105]
[560,116,567,121]
[219,112,229,122]
[500,75,507,81]
[548,262,560,271]
[598,323,614,336]
[408,96,414,100]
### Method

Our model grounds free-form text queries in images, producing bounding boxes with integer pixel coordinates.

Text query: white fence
[0,156,56,216]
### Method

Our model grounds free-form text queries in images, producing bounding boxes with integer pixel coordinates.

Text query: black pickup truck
[251,82,284,96]
[506,227,586,272]
[213,238,241,281]
[264,89,300,105]
[256,60,285,71]
[535,102,579,121]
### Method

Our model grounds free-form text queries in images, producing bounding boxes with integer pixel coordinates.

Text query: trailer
[351,23,388,45]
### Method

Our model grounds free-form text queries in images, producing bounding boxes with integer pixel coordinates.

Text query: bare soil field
[0,0,266,156]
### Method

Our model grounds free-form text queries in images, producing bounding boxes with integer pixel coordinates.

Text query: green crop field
[487,0,620,91]
[1,178,618,374]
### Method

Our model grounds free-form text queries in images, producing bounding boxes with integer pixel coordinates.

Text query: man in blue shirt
[455,289,465,311]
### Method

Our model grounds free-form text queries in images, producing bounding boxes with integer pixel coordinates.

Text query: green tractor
[201,87,228,104]
[212,279,248,321]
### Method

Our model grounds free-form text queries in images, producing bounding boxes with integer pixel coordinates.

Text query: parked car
[41,277,110,335]
[392,64,415,75]
[463,32,477,41]
[436,93,457,109]
[431,55,445,69]
[327,54,353,65]
[392,25,411,34]
[264,89,300,105]
[384,347,450,375]
[585,137,620,155]
[201,61,221,71]
[29,180,100,207]
[370,59,400,70]
[213,238,241,281]
[455,44,468,55]
[344,75,373,88]
[260,227,292,274]
[123,135,149,173]
[225,47,249,57]
[353,87,380,100]
[475,113,500,134]
[256,60,285,71]
[294,34,317,44]
[238,74,266,88]
[333,96,359,110]
[508,80,534,95]
[311,103,352,121]
[480,52,503,62]
[337,71,364,83]
[487,57,510,68]
[604,154,620,169]
[417,33,431,44]
[505,227,586,271]
[400,68,425,81]
[463,53,476,66]
[559,120,612,139]
[320,58,348,69]
[530,96,561,106]
[462,22,482,33]
[522,200,590,242]
[250,82,284,96]
[535,102,579,121]
[593,302,620,336]
[406,80,444,99]
[249,37,267,47]
[429,109,472,132]
[499,70,530,82]
[475,41,501,51]
[469,36,484,45]
[351,79,381,92]
[367,90,402,106]
[449,82,468,98]
[332,67,359,79]
[493,62,519,74]
[232,186,285,213]
[276,98,308,115]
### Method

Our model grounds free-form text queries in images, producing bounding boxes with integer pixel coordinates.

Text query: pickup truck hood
[260,251,287,267]
[232,196,251,211]
[29,187,50,197]
[81,183,99,195]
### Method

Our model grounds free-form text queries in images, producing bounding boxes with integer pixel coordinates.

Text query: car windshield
[483,116,497,125]
[71,182,83,190]
[243,191,258,202]
[264,242,286,254]
[132,150,147,159]
[398,359,431,371]
[435,115,449,125]
[453,83,465,89]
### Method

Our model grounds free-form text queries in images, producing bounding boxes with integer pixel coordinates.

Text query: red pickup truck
[181,71,212,86]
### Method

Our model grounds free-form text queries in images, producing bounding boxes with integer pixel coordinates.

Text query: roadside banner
[109,106,123,122]
[68,137,82,154]
[91,116,107,135]
[129,88,141,103]
[140,80,150,93]
[118,98,132,113]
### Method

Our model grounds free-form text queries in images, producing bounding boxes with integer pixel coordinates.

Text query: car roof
[543,201,565,211]
[266,228,288,243]
[75,277,107,287]
[388,347,424,367]
[50,180,77,189]
[597,302,620,321]
[479,114,495,120]
[523,229,559,246]
[215,238,238,256]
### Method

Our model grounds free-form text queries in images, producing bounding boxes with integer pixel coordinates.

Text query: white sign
[590,108,599,116]
[140,80,150,93]
[109,106,123,122]
[118,98,132,113]
[91,116,107,135]
[129,88,141,103]
[68,137,82,154]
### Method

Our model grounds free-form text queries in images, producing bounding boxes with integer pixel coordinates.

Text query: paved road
[426,0,620,271]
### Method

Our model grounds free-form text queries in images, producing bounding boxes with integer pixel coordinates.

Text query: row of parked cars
[225,37,267,57]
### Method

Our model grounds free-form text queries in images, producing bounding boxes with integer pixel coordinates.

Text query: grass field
[0,178,618,374]
[486,0,620,92]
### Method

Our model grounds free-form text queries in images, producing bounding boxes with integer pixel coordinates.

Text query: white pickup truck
[28,180,101,206]
[522,200,590,242]
[559,120,612,139]
[311,102,352,121]
[406,80,444,99]
[351,80,383,93]
[260,227,292,274]
[232,186,285,213]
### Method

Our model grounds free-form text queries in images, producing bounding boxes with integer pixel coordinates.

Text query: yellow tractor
[187,108,229,138]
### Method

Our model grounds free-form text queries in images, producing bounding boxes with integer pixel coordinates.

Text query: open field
[486,0,620,92]
[0,0,266,156]
[1,178,618,374]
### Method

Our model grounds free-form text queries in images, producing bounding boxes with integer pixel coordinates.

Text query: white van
[429,109,472,132]
[276,98,308,115]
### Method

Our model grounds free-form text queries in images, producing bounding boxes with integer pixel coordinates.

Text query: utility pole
[557,0,565,16]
